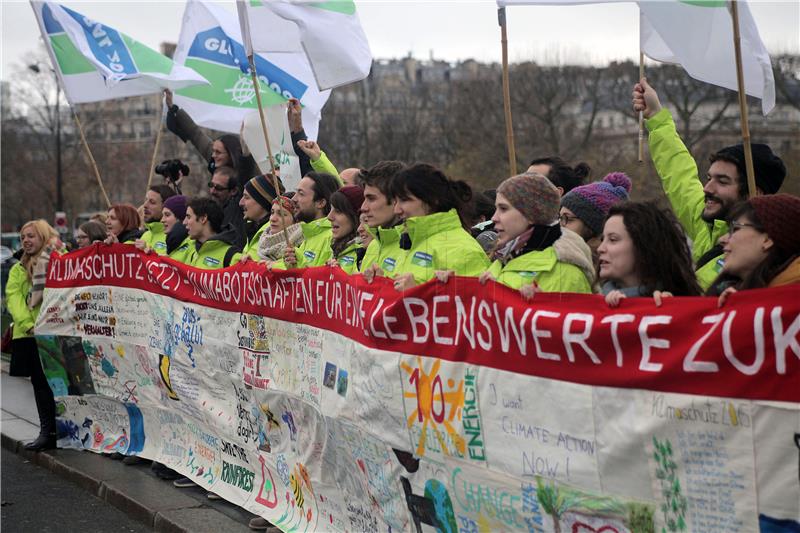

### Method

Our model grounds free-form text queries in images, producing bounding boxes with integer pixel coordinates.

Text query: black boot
[25,432,56,452]
[27,366,57,452]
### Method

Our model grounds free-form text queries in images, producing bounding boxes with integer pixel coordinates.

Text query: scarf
[257,223,304,261]
[492,224,561,265]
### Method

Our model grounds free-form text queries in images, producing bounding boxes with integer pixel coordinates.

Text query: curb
[1,432,254,533]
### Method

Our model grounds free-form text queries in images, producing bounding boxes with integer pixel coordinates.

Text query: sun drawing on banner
[401,357,465,457]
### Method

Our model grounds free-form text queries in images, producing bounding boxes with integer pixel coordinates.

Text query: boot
[26,371,57,452]
[25,432,56,452]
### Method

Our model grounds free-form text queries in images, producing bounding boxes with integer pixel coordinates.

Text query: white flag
[239,0,372,91]
[173,0,328,139]
[639,0,775,114]
[31,1,208,104]
[242,104,302,191]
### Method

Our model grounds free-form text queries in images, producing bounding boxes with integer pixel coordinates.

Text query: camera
[154,159,190,182]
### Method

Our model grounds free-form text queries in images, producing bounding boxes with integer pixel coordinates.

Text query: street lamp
[28,63,63,213]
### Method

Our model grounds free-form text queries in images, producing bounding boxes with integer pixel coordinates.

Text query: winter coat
[5,263,38,339]
[646,108,728,290]
[333,239,365,274]
[189,227,242,269]
[487,228,594,292]
[359,225,406,277]
[141,221,168,255]
[768,256,800,287]
[395,209,489,284]
[117,227,144,244]
[272,218,333,269]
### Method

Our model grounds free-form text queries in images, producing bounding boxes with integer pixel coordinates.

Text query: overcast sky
[1,0,798,81]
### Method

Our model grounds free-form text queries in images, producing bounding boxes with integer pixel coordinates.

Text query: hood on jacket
[166,223,189,254]
[552,227,596,287]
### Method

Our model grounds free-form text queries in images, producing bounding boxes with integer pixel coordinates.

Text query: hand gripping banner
[37,244,800,532]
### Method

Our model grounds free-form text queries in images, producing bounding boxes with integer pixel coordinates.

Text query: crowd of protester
[5,80,799,531]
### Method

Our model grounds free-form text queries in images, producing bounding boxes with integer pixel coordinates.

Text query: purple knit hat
[162,195,188,222]
[560,172,632,236]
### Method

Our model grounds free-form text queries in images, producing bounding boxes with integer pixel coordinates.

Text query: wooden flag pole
[638,51,645,163]
[145,100,165,191]
[247,55,291,247]
[71,108,111,208]
[729,0,757,198]
[498,7,518,176]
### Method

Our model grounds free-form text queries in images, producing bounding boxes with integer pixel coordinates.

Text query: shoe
[151,463,181,481]
[173,477,197,488]
[207,491,222,500]
[109,452,124,460]
[248,517,275,530]
[25,433,56,452]
[122,456,148,466]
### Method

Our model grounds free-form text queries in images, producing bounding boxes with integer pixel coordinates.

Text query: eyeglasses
[559,214,579,226]
[75,234,89,240]
[728,222,761,236]
[208,182,232,192]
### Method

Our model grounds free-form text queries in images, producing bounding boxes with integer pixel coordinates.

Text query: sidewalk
[1,364,257,533]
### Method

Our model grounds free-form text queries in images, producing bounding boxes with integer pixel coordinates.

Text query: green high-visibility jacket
[310,151,342,186]
[646,108,728,290]
[168,236,195,265]
[189,233,242,270]
[359,225,406,278]
[141,221,168,255]
[395,209,489,284]
[242,221,270,261]
[334,240,364,274]
[273,218,333,269]
[5,263,38,339]
[487,247,592,292]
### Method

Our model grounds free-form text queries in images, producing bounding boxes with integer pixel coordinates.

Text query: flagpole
[72,109,111,208]
[729,0,757,198]
[247,55,291,247]
[146,99,165,191]
[638,51,645,163]
[498,7,517,176]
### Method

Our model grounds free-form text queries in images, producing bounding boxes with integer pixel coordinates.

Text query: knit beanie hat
[245,175,282,211]
[338,185,365,215]
[272,195,297,216]
[497,172,560,225]
[560,172,632,236]
[750,193,800,255]
[714,144,786,195]
[162,195,188,222]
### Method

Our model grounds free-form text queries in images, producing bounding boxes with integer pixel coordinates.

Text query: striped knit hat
[245,175,283,211]
[561,172,632,236]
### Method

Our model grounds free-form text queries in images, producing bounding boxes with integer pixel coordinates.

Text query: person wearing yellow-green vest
[239,174,284,260]
[137,184,176,255]
[184,197,242,269]
[274,172,339,270]
[388,164,490,290]
[358,161,407,279]
[5,220,61,451]
[159,195,195,264]
[326,186,366,274]
[633,78,786,291]
[479,172,594,294]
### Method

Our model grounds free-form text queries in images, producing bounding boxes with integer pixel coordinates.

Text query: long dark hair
[388,163,474,228]
[329,191,360,258]
[708,202,797,294]
[602,202,701,296]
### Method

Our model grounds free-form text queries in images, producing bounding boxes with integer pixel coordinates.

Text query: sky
[1,0,798,81]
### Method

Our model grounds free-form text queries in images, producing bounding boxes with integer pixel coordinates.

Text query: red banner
[45,244,800,403]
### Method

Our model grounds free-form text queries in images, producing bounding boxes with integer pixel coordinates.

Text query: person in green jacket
[239,174,283,260]
[5,219,59,451]
[274,172,339,269]
[160,195,195,264]
[388,164,490,290]
[327,186,366,274]
[137,184,176,255]
[477,172,595,294]
[359,161,407,279]
[105,203,144,244]
[632,78,786,290]
[598,202,702,307]
[184,198,241,269]
[296,140,344,186]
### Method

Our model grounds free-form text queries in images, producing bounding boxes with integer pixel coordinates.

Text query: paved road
[1,451,152,533]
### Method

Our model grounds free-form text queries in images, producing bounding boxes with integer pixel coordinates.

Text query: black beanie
[713,144,786,195]
[244,175,282,211]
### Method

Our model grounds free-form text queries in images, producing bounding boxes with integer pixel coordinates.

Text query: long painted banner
[37,244,800,532]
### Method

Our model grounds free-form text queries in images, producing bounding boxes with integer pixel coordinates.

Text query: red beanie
[750,193,800,255]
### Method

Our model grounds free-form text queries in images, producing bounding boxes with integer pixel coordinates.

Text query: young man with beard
[274,172,340,269]
[239,175,282,260]
[633,78,786,289]
[184,197,241,269]
[138,185,176,254]
[358,161,407,277]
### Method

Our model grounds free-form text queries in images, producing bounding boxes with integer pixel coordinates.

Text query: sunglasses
[208,182,232,192]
